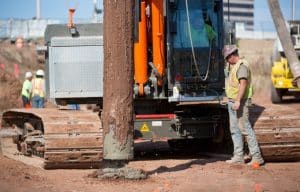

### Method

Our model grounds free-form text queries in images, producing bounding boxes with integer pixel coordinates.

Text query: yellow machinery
[271,20,300,103]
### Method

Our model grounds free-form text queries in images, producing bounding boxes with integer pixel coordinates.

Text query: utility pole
[36,0,41,19]
[100,0,146,179]
[268,0,300,87]
[292,0,295,20]
[227,0,230,21]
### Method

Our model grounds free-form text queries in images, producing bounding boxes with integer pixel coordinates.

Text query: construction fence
[0,18,277,40]
[0,18,96,39]
[0,19,61,39]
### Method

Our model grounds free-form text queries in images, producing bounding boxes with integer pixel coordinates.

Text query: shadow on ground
[133,140,229,175]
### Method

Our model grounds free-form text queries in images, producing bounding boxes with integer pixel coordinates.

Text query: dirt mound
[0,39,43,77]
[0,68,22,111]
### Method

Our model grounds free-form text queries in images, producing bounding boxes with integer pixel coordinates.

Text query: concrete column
[100,0,146,179]
[102,0,134,162]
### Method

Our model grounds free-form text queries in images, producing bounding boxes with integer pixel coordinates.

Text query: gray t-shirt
[237,64,249,80]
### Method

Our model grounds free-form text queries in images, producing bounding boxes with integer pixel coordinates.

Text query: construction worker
[31,69,46,108]
[223,45,264,166]
[21,71,33,108]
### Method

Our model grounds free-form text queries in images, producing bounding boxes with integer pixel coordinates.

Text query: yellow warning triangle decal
[140,123,150,132]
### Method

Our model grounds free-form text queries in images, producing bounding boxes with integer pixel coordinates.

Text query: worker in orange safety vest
[31,69,46,108]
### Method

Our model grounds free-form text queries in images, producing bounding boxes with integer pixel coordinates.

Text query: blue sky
[254,0,300,31]
[0,0,299,31]
[0,0,98,19]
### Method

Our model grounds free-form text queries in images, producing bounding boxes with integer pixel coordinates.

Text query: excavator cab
[167,0,225,102]
[133,0,225,102]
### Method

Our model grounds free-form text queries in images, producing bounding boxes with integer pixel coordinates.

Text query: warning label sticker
[152,121,162,127]
[140,123,150,132]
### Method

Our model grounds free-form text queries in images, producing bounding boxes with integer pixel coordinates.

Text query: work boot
[247,157,264,166]
[225,156,244,164]
[244,154,252,163]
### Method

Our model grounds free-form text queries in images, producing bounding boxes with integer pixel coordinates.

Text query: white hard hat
[36,69,45,76]
[25,71,32,79]
[223,44,238,59]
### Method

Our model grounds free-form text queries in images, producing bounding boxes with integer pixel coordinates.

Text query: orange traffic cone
[252,162,260,169]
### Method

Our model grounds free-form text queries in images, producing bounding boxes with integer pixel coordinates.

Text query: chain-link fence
[0,18,99,39]
[0,18,277,40]
[0,19,61,39]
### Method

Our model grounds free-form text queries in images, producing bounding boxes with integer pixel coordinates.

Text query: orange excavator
[1,0,300,168]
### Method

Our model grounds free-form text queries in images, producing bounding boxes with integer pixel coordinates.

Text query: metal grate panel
[49,36,103,99]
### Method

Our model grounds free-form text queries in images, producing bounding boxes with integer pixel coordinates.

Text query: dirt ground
[0,144,300,192]
[0,99,300,192]
[0,39,300,192]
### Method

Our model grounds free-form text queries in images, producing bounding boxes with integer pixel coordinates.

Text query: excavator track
[250,103,300,161]
[1,103,299,169]
[1,108,102,169]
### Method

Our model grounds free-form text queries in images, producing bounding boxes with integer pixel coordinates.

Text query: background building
[224,0,254,31]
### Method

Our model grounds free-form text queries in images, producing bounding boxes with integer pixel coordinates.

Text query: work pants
[227,99,262,159]
[32,95,44,108]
